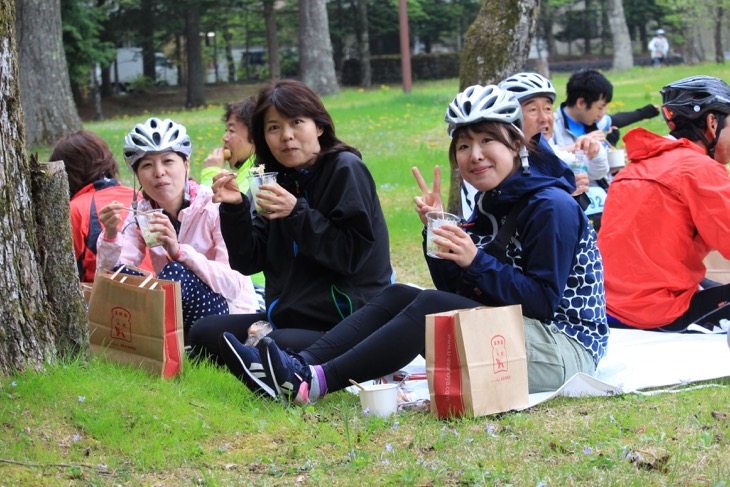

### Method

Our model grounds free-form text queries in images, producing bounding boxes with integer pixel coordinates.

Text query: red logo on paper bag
[110,307,132,342]
[491,335,508,373]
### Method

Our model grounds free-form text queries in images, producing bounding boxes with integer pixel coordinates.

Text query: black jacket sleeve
[611,104,659,128]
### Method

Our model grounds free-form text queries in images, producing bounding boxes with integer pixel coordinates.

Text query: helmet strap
[519,145,530,174]
[183,170,191,205]
[693,114,725,159]
[707,114,726,160]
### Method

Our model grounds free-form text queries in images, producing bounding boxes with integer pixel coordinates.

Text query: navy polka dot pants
[114,262,229,338]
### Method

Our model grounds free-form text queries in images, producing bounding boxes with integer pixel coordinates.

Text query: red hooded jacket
[598,128,730,328]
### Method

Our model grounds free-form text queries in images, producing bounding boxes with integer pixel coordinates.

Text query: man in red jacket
[598,76,730,331]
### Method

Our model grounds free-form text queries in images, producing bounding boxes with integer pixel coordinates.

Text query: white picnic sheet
[354,328,730,408]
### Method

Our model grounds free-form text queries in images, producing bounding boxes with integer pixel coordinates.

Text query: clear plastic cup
[136,209,164,248]
[359,383,398,417]
[426,210,460,258]
[247,171,278,213]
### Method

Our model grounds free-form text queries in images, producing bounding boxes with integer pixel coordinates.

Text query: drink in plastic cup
[248,171,278,213]
[136,209,164,248]
[359,383,398,417]
[426,210,460,258]
[608,149,626,169]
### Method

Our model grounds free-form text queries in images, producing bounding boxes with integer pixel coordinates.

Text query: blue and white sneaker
[257,337,316,404]
[219,332,276,398]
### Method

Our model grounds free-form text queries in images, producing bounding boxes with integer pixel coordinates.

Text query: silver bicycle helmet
[498,72,556,104]
[445,84,522,138]
[123,117,193,170]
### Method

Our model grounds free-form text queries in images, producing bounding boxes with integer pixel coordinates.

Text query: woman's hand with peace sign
[412,165,445,226]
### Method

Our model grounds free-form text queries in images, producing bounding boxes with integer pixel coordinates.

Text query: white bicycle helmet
[446,85,529,173]
[498,72,556,104]
[445,84,522,137]
[123,117,193,170]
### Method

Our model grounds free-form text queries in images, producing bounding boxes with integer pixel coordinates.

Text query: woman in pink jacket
[97,118,258,339]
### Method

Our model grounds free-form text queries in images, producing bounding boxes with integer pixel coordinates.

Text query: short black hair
[565,69,613,108]
[222,96,256,143]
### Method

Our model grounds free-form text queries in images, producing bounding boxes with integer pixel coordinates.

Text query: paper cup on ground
[136,209,164,248]
[248,171,278,213]
[426,211,460,258]
[359,383,398,417]
[608,149,626,169]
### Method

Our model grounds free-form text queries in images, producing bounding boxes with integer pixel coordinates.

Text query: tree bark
[608,0,633,71]
[263,0,280,80]
[30,157,88,359]
[185,5,205,107]
[0,1,87,375]
[453,0,538,215]
[15,0,81,147]
[299,0,339,96]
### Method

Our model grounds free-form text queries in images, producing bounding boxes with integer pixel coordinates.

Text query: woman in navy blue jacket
[218,85,609,404]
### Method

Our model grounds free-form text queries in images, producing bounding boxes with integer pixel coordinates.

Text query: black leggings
[188,313,327,364]
[660,283,730,332]
[298,284,481,394]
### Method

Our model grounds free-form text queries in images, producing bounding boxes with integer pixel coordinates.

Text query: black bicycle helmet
[661,76,730,158]
[661,76,730,123]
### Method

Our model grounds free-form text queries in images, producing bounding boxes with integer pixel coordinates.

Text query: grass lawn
[6,63,730,485]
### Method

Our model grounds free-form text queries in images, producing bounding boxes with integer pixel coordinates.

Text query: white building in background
[112,47,178,90]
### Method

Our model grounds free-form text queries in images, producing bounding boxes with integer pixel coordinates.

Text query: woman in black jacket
[188,80,392,362]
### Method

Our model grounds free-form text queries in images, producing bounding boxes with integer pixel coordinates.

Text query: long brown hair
[251,79,360,173]
[50,130,119,198]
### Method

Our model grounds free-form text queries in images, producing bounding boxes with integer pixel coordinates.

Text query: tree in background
[263,0,281,80]
[299,0,338,95]
[608,0,633,70]
[356,0,371,87]
[1,0,88,374]
[16,0,81,147]
[59,0,116,102]
[185,3,205,106]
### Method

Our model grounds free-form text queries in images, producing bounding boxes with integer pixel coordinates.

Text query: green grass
[6,63,730,485]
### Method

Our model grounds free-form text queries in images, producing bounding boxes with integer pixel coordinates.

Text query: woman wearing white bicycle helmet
[97,117,258,339]
[215,85,608,407]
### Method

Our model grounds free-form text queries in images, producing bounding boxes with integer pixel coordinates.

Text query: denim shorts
[523,317,595,394]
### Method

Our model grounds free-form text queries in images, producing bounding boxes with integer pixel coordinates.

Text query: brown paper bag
[87,270,184,378]
[425,305,529,418]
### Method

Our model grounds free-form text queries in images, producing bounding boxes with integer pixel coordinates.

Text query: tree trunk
[140,0,156,81]
[15,0,81,147]
[584,0,592,55]
[356,0,371,87]
[0,1,87,375]
[224,29,235,82]
[453,0,538,215]
[299,0,339,96]
[608,0,633,71]
[30,158,89,359]
[715,6,724,64]
[263,0,280,80]
[185,6,205,107]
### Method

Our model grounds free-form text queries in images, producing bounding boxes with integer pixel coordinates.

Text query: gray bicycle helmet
[445,84,522,137]
[498,72,557,104]
[123,117,193,170]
